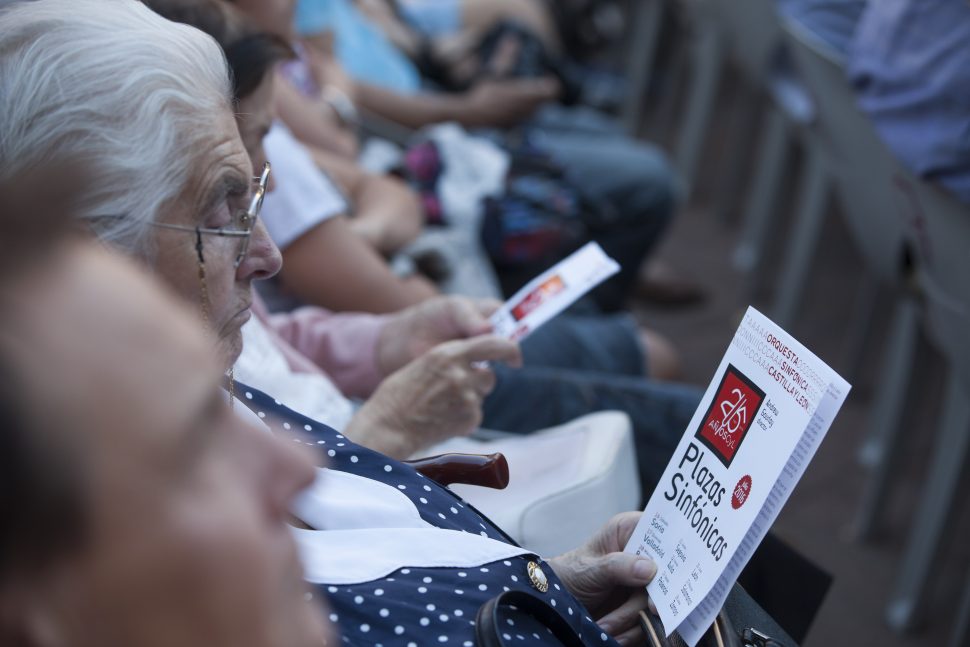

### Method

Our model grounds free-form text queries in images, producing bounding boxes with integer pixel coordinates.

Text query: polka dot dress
[326,561,617,646]
[239,383,619,646]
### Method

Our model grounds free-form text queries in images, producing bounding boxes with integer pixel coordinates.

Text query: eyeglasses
[150,161,270,269]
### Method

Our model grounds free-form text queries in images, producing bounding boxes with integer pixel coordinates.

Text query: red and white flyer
[489,242,619,341]
[624,307,851,645]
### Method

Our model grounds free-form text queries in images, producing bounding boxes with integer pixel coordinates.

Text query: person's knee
[639,327,683,381]
[624,147,681,222]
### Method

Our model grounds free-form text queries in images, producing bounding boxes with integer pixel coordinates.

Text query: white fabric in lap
[236,317,355,430]
[232,404,530,584]
[400,123,508,298]
[261,121,347,249]
[293,467,426,531]
[429,411,641,556]
[292,469,530,585]
[294,527,531,585]
[234,365,637,557]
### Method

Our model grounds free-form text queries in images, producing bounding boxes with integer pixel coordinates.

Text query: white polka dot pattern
[238,383,617,646]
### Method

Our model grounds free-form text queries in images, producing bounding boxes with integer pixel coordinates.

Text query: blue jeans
[519,311,646,375]
[526,105,679,311]
[483,314,702,496]
[483,364,702,498]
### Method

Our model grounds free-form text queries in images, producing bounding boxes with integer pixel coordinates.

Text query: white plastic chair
[667,0,819,287]
[431,411,641,557]
[784,22,910,283]
[621,0,667,134]
[673,0,785,194]
[787,22,970,631]
[951,573,970,647]
[778,21,925,546]
[902,179,970,388]
[882,175,970,632]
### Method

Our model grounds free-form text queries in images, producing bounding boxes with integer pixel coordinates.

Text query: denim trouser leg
[527,108,679,310]
[519,313,646,376]
[483,364,703,497]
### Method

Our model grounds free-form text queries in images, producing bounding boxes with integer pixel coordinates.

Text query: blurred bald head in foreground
[0,161,330,647]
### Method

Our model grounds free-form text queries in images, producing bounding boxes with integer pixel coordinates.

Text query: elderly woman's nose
[239,219,282,280]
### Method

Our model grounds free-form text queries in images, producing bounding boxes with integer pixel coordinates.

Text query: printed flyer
[624,307,850,645]
[490,242,619,341]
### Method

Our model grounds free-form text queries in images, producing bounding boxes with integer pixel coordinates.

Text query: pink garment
[252,294,388,399]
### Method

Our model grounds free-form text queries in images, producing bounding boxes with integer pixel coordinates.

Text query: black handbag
[475,590,585,647]
[638,585,796,647]
[640,609,741,647]
[475,585,796,647]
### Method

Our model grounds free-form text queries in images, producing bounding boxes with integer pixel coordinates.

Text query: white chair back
[709,0,783,78]
[784,21,912,283]
[897,177,970,390]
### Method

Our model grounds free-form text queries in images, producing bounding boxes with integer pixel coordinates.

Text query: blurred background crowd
[0,0,967,646]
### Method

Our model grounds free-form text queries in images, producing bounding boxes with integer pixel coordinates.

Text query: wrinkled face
[9,246,330,647]
[231,0,297,40]
[152,108,282,368]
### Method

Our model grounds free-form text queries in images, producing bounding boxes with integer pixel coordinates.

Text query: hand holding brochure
[624,307,850,645]
[489,242,619,341]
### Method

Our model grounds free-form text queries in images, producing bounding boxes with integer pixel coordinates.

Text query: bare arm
[355,82,465,129]
[274,71,360,159]
[353,0,424,59]
[355,77,558,130]
[278,214,437,314]
[307,147,424,255]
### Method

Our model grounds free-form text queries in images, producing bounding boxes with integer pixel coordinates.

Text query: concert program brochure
[489,242,619,342]
[624,307,850,645]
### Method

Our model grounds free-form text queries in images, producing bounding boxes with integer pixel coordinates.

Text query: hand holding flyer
[489,242,619,341]
[624,307,851,645]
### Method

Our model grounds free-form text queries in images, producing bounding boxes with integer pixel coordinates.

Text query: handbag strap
[639,609,744,647]
[475,590,587,647]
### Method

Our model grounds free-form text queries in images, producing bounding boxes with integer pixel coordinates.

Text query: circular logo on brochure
[732,475,753,510]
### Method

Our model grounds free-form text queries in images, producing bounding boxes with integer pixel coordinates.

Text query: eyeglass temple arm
[194,229,205,264]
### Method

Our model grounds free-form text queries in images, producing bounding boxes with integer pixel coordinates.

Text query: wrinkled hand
[462,77,560,128]
[377,296,504,377]
[548,512,656,646]
[348,335,521,458]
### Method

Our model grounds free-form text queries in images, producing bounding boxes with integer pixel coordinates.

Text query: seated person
[0,1,658,644]
[268,119,427,258]
[0,170,333,645]
[343,0,562,90]
[777,0,970,206]
[262,119,440,313]
[371,0,561,53]
[231,0,682,314]
[147,0,698,491]
[847,0,970,205]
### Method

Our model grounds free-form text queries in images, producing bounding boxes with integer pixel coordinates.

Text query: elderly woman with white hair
[1,0,524,460]
[0,1,658,645]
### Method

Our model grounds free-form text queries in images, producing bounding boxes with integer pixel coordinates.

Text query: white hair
[0,0,233,257]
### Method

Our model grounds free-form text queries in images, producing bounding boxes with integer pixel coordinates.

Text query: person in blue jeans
[777,0,970,205]
[848,0,970,206]
[147,0,700,502]
[238,0,683,312]
[489,314,702,494]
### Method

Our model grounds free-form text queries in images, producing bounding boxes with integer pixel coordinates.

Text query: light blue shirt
[848,0,970,204]
[295,0,421,94]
